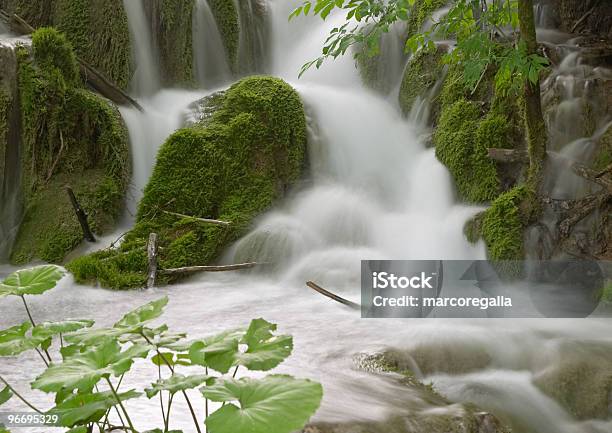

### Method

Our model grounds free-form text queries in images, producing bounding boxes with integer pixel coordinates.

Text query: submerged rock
[68,75,308,289]
[533,340,612,420]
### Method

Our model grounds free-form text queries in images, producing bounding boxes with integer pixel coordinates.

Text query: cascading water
[235,0,269,74]
[1,2,612,433]
[122,0,161,96]
[193,0,232,88]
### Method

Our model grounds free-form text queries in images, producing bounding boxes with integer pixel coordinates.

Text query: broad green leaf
[48,390,140,427]
[0,387,12,405]
[188,329,243,374]
[151,352,175,367]
[32,320,94,340]
[114,297,169,328]
[0,265,64,297]
[63,326,133,347]
[202,375,323,433]
[145,374,212,398]
[236,319,293,371]
[0,322,42,356]
[32,340,150,393]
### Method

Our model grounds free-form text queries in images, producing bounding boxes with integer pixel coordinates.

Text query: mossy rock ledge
[68,75,308,289]
[9,28,130,264]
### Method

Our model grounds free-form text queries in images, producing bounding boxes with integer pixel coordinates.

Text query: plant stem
[204,367,209,429]
[140,332,202,433]
[106,377,137,433]
[0,374,44,414]
[157,360,166,427]
[34,347,49,367]
[164,394,173,432]
[20,295,52,363]
[232,366,239,378]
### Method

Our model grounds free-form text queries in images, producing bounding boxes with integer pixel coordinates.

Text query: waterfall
[122,0,161,96]
[193,0,232,88]
[235,0,270,74]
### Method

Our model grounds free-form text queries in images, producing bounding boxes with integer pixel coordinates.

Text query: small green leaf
[189,329,243,374]
[145,374,212,398]
[0,265,64,297]
[236,319,293,371]
[0,387,12,406]
[0,322,42,356]
[32,320,94,340]
[151,352,175,367]
[65,427,87,433]
[202,375,323,433]
[32,340,149,393]
[114,297,169,329]
[48,390,140,427]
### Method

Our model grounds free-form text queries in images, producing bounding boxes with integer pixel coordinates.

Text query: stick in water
[306,281,360,310]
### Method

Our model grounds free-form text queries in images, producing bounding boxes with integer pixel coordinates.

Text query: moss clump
[480,186,528,261]
[10,29,129,264]
[398,45,446,118]
[434,99,501,202]
[68,76,307,289]
[208,0,239,71]
[406,0,449,38]
[158,0,195,86]
[593,125,611,172]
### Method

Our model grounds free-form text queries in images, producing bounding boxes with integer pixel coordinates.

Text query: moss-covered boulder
[533,340,612,420]
[1,0,133,89]
[9,28,130,264]
[68,75,307,289]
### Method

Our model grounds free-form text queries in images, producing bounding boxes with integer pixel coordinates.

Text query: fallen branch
[162,210,231,227]
[146,233,158,289]
[488,148,528,163]
[558,193,609,237]
[572,162,612,194]
[45,129,64,182]
[66,187,96,242]
[1,11,143,112]
[571,5,596,33]
[542,193,604,212]
[160,262,258,276]
[306,281,360,310]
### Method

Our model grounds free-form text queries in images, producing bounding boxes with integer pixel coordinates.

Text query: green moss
[480,186,528,261]
[31,27,79,85]
[159,0,195,86]
[434,99,501,202]
[68,76,307,289]
[0,90,8,180]
[52,0,132,89]
[0,0,55,28]
[593,125,611,172]
[10,33,129,264]
[406,0,448,38]
[398,45,446,118]
[208,0,239,71]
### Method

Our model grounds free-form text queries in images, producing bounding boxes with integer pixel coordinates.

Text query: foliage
[290,0,549,92]
[68,76,307,289]
[11,33,129,265]
[0,266,323,433]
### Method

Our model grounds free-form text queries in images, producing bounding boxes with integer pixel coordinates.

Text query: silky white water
[193,0,232,88]
[1,1,612,432]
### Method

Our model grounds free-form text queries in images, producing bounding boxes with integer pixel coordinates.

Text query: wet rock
[533,340,612,420]
[183,90,227,127]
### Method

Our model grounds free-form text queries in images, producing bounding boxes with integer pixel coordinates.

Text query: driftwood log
[160,263,258,276]
[146,233,158,289]
[66,187,96,242]
[0,11,143,112]
[306,281,360,310]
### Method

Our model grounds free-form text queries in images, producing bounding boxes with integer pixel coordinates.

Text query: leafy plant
[290,0,549,92]
[0,266,323,433]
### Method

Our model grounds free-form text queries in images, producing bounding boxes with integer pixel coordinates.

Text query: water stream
[1,1,611,432]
